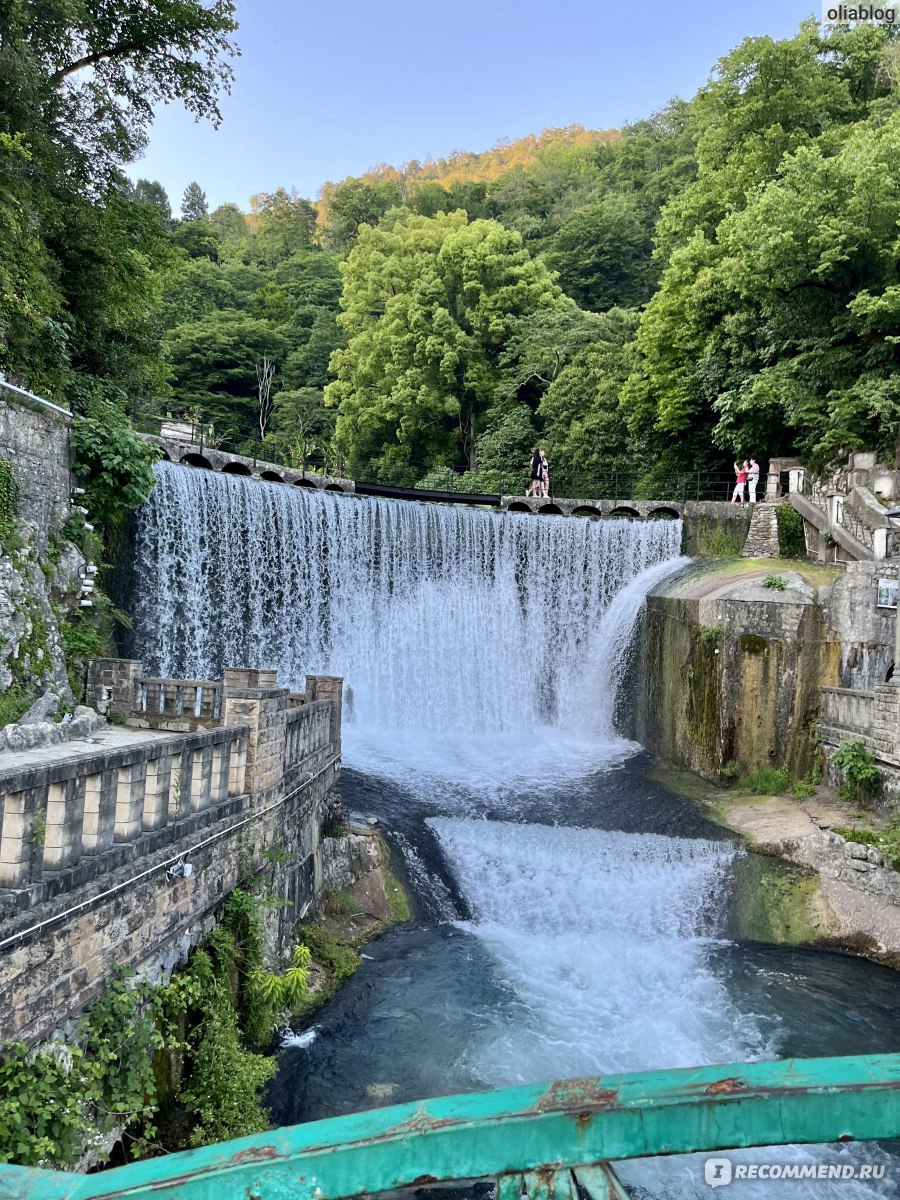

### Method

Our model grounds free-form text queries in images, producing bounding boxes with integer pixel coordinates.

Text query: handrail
[0,378,72,419]
[1,1054,898,1198]
[836,501,876,551]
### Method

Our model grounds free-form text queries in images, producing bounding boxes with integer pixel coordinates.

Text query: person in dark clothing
[527,449,543,496]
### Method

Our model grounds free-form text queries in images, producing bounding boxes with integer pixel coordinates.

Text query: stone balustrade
[819,686,875,736]
[135,677,224,727]
[0,662,345,917]
[0,725,248,910]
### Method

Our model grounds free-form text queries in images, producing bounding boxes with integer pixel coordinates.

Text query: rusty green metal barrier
[1,1054,899,1200]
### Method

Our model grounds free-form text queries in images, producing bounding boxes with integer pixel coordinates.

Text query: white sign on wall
[877,578,898,609]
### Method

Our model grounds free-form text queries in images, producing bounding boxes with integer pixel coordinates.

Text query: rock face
[0,526,86,707]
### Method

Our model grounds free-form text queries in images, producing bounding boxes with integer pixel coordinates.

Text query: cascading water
[130,462,687,790]
[130,462,900,1198]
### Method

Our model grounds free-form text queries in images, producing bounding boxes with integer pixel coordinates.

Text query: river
[129,466,900,1198]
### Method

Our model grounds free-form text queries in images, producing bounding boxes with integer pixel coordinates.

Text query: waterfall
[130,462,687,786]
[429,818,751,1084]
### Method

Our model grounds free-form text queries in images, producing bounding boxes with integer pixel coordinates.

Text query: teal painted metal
[1,1054,899,1200]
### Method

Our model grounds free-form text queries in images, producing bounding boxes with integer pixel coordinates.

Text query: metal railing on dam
[0,1054,897,1197]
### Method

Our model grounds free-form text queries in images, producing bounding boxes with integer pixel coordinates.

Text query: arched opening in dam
[127,462,900,1198]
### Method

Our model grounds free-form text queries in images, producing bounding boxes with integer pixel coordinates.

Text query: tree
[539,309,640,485]
[318,178,404,250]
[250,189,316,266]
[256,355,276,440]
[126,178,172,223]
[499,306,611,406]
[543,196,657,311]
[268,388,335,471]
[182,182,209,222]
[0,0,238,187]
[326,211,565,480]
[165,314,288,444]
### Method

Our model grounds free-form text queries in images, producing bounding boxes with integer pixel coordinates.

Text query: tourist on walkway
[731,460,748,504]
[540,450,550,498]
[747,458,760,503]
[527,449,543,496]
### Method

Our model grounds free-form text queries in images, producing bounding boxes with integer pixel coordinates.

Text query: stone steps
[742,502,780,558]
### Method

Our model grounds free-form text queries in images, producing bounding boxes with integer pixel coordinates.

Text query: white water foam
[131,463,687,790]
[430,819,895,1198]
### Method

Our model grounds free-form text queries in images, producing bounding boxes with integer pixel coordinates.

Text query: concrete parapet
[0,659,344,1043]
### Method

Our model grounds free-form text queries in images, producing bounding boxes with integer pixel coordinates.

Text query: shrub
[763,574,787,591]
[832,739,880,805]
[721,759,742,781]
[699,624,724,646]
[71,415,160,532]
[776,505,806,558]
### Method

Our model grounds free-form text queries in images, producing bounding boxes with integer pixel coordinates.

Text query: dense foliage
[2,9,898,493]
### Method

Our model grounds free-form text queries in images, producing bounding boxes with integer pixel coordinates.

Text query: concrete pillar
[142,756,171,831]
[82,768,117,853]
[87,658,143,722]
[0,788,42,887]
[228,737,247,797]
[43,778,84,870]
[168,751,190,822]
[189,745,213,812]
[305,675,343,757]
[115,761,146,841]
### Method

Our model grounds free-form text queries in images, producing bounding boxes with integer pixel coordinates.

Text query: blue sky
[127,0,819,214]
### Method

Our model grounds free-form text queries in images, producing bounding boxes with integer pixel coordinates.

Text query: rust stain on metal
[534,1080,620,1114]
[410,1175,439,1185]
[704,1077,748,1096]
[231,1145,279,1164]
[382,1108,462,1138]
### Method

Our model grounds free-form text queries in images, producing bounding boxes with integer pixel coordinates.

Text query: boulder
[18,691,60,725]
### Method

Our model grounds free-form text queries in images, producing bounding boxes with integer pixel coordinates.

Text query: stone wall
[0,394,72,549]
[640,570,840,779]
[0,395,85,702]
[0,667,342,1044]
[822,562,897,689]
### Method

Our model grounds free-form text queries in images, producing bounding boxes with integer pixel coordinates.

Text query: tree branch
[50,41,160,85]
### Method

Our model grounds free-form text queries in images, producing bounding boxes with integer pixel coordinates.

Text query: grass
[741,766,792,795]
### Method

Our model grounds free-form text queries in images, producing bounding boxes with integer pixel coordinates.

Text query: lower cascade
[130,463,898,1198]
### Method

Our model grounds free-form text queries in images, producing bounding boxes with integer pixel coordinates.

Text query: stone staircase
[742,502,780,557]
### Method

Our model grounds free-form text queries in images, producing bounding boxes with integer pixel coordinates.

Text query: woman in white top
[747,459,760,503]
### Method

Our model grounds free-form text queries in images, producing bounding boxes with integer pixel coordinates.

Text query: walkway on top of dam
[143,433,743,519]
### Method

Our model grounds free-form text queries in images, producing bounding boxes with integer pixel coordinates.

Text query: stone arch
[259,470,285,483]
[538,503,564,515]
[506,502,531,513]
[158,449,172,462]
[571,506,602,519]
[180,453,213,470]
[324,483,345,492]
[609,506,640,519]
[647,506,680,520]
[221,461,252,476]
[293,478,316,489]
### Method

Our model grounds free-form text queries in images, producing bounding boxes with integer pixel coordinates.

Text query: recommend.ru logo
[704,1157,887,1187]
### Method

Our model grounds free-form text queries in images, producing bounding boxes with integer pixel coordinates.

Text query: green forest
[1,6,899,498]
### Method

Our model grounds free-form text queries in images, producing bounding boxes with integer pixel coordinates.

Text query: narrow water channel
[128,469,900,1198]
